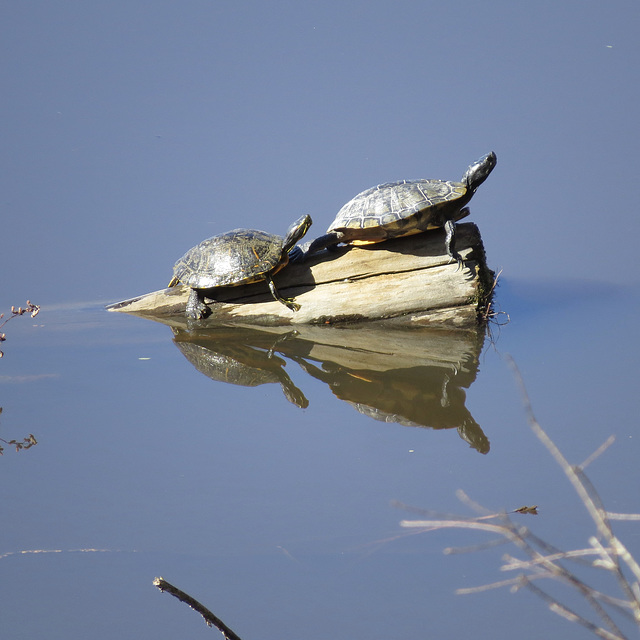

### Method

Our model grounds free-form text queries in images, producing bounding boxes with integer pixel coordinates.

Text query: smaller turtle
[306,152,497,267]
[168,214,312,319]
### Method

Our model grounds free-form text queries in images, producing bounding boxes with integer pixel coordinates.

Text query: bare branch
[605,513,640,522]
[397,356,640,636]
[580,436,616,470]
[153,577,243,640]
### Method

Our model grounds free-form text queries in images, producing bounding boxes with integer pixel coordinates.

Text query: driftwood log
[107,222,494,329]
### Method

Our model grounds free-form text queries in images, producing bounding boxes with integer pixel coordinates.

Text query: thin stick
[153,577,244,640]
[507,355,640,622]
[605,513,640,522]
[580,435,616,471]
[525,579,625,640]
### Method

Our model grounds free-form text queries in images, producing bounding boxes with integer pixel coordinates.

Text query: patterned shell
[172,229,285,289]
[329,179,468,234]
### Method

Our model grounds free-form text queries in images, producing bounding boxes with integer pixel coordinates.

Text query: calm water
[1,281,639,639]
[3,3,639,637]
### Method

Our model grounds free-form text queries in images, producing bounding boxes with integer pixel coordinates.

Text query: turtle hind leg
[444,218,464,271]
[267,276,300,312]
[305,232,341,258]
[186,288,212,319]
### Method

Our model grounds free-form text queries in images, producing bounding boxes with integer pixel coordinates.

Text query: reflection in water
[171,323,489,453]
[172,328,308,408]
[293,360,488,454]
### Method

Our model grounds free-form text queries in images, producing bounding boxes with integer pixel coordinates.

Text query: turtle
[306,151,497,268]
[168,214,312,319]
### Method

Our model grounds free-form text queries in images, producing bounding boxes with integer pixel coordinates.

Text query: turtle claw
[282,297,301,312]
[445,250,465,272]
[186,289,211,319]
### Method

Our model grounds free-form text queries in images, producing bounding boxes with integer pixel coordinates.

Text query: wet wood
[107,222,494,329]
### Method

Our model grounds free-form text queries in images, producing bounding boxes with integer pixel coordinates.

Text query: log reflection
[171,322,489,453]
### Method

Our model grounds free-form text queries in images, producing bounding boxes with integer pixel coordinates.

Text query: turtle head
[462,151,497,192]
[283,214,313,251]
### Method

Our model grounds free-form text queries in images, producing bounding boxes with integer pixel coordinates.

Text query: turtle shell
[328,178,469,243]
[172,228,286,290]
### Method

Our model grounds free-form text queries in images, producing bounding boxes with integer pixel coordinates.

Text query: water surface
[1,282,639,639]
[2,3,639,637]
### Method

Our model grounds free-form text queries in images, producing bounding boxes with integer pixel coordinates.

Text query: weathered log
[107,222,494,329]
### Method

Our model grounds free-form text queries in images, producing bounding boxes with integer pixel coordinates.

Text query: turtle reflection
[293,358,488,454]
[170,323,488,453]
[172,327,308,408]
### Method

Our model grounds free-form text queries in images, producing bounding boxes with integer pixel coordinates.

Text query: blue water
[3,2,639,637]
[1,281,639,639]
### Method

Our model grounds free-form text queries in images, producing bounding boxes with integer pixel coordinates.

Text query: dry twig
[153,577,244,640]
[398,356,640,639]
[0,300,40,357]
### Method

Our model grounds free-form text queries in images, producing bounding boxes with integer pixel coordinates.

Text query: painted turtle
[168,214,312,319]
[307,152,496,267]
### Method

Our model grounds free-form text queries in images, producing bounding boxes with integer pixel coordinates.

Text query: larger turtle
[168,214,312,319]
[307,152,497,267]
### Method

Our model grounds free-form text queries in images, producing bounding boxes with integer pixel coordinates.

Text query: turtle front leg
[267,276,300,312]
[444,219,464,271]
[186,288,211,319]
[287,245,304,264]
